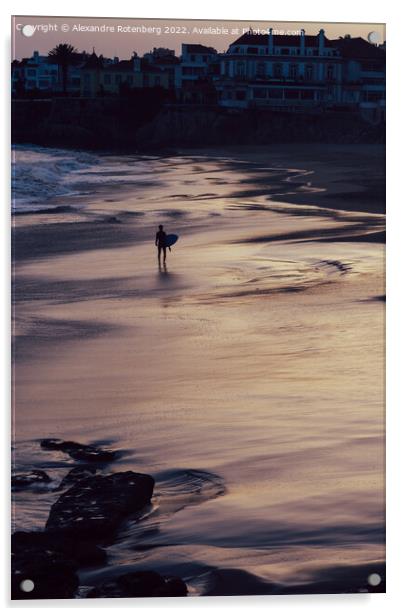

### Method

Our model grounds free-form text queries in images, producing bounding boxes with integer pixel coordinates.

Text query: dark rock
[57,464,98,491]
[12,469,51,489]
[12,531,107,568]
[154,576,188,597]
[46,471,154,539]
[87,570,188,598]
[40,438,116,463]
[12,532,79,600]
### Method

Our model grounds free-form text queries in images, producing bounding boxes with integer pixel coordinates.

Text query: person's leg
[158,245,161,261]
[163,246,166,262]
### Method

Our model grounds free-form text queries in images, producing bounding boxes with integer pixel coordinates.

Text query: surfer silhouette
[155,224,170,263]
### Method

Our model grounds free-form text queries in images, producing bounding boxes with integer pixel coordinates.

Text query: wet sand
[12,143,385,595]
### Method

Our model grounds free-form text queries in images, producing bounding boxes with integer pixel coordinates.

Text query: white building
[213,30,385,117]
[12,51,59,94]
[12,50,88,95]
[177,44,217,89]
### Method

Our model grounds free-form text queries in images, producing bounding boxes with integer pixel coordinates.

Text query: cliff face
[12,99,385,151]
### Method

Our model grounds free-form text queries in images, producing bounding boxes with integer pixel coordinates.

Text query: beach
[12,143,385,595]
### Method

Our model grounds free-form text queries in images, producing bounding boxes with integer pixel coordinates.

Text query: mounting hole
[20,579,35,593]
[22,25,35,37]
[367,31,380,44]
[368,573,381,587]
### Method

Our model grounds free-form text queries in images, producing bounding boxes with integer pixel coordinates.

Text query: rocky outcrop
[56,464,98,490]
[12,533,80,600]
[12,469,51,489]
[11,441,188,600]
[12,530,107,568]
[46,471,154,539]
[87,570,187,598]
[40,438,116,463]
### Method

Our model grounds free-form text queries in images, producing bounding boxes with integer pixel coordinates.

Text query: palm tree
[48,43,77,95]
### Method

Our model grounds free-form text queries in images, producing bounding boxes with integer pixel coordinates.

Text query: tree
[48,43,77,95]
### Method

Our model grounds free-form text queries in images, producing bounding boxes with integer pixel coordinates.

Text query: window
[104,74,111,85]
[256,62,265,77]
[268,88,283,99]
[284,89,299,99]
[190,55,196,62]
[27,69,36,76]
[367,91,383,102]
[155,76,161,86]
[327,65,335,80]
[361,61,382,71]
[273,63,282,78]
[289,64,298,79]
[305,65,313,80]
[247,47,258,54]
[281,48,290,55]
[253,88,267,98]
[115,75,122,84]
[236,62,245,77]
[235,90,246,100]
[301,90,314,100]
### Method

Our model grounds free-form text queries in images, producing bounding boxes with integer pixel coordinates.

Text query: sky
[12,16,386,60]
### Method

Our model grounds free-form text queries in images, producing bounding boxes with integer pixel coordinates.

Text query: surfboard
[165,234,179,248]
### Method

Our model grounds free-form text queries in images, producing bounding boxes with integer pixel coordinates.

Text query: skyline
[12,16,386,60]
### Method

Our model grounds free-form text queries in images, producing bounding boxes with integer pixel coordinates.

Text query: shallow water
[12,145,385,595]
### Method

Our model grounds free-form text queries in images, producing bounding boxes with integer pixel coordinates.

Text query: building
[12,51,59,94]
[335,36,385,121]
[177,44,217,89]
[216,29,344,111]
[80,52,169,97]
[12,50,88,96]
[12,33,385,119]
[143,48,180,89]
[214,29,385,118]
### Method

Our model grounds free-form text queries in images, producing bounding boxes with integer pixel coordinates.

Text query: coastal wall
[12,98,385,151]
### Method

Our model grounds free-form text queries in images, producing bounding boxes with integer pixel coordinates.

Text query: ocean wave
[11,145,99,213]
